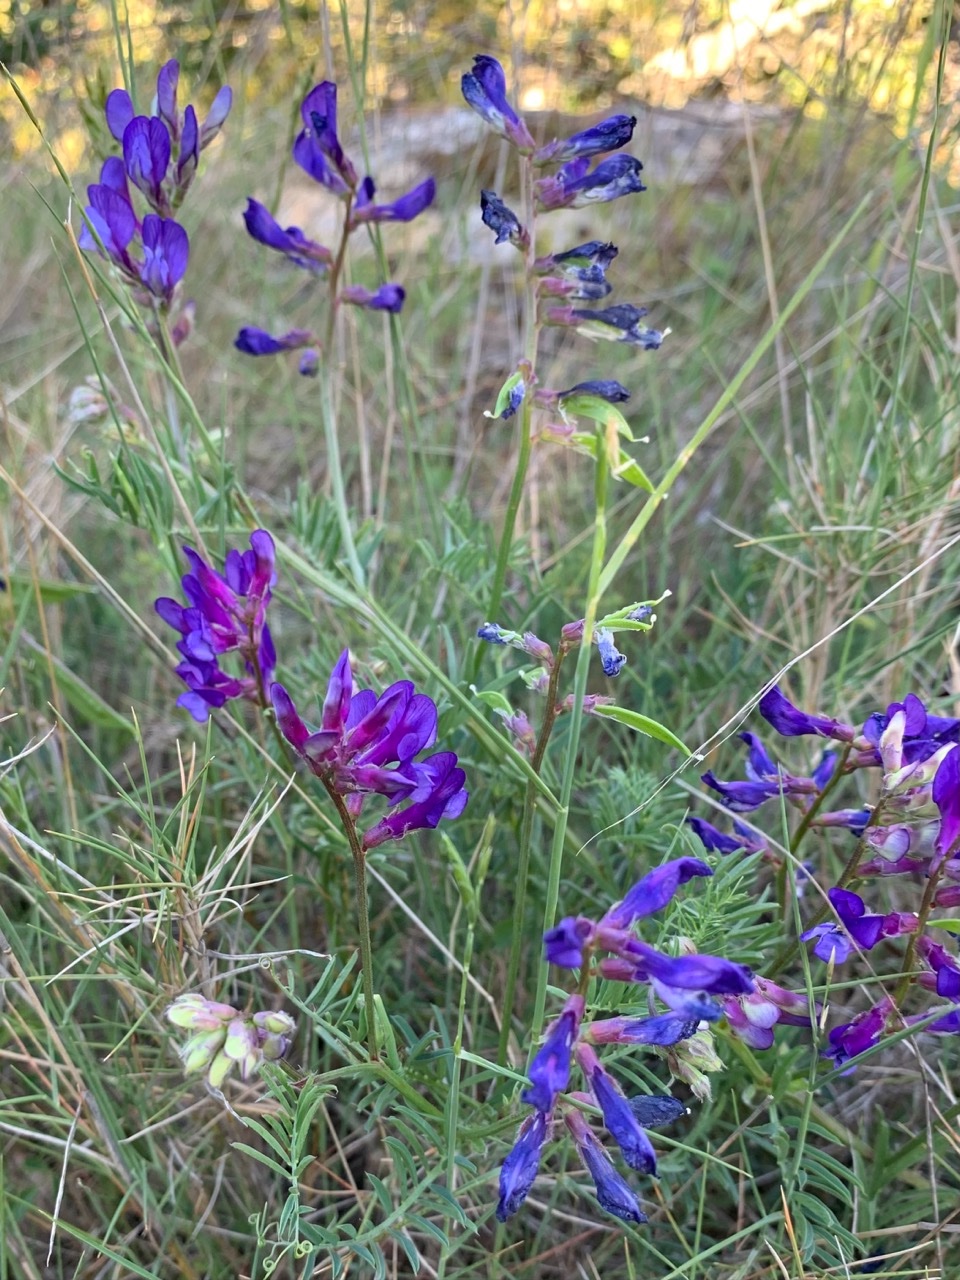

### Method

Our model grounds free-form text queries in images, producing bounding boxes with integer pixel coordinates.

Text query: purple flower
[758,686,856,742]
[155,530,276,721]
[543,380,630,406]
[699,770,781,812]
[122,116,172,212]
[549,303,665,350]
[860,694,960,768]
[242,199,332,271]
[139,214,189,303]
[351,176,436,227]
[721,978,812,1051]
[536,155,646,210]
[461,55,535,152]
[298,348,320,377]
[340,284,406,313]
[105,88,135,142]
[534,115,637,166]
[595,628,625,677]
[800,888,887,964]
[578,1046,657,1174]
[601,856,713,930]
[522,994,584,1112]
[235,326,316,356]
[933,745,960,862]
[543,916,595,968]
[500,380,526,420]
[477,622,509,645]
[916,936,960,999]
[78,162,138,265]
[585,1014,698,1047]
[564,1110,646,1224]
[616,940,755,997]
[824,998,893,1067]
[479,190,525,248]
[496,1110,548,1221]
[293,82,357,193]
[686,816,765,856]
[271,652,467,848]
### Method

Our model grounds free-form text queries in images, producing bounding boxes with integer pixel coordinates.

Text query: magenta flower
[155,530,276,721]
[271,650,467,849]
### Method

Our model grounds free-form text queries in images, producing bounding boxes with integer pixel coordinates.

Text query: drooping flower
[271,651,467,848]
[595,627,626,677]
[234,326,317,357]
[578,1045,657,1174]
[242,199,332,271]
[155,530,277,721]
[340,283,406,313]
[536,155,646,211]
[479,189,526,248]
[522,995,584,1112]
[496,1110,549,1221]
[564,1109,647,1224]
[600,857,713,930]
[351,176,437,227]
[800,888,916,964]
[548,303,665,350]
[293,81,357,193]
[758,686,857,742]
[686,815,766,856]
[824,998,894,1068]
[536,379,631,408]
[461,55,535,151]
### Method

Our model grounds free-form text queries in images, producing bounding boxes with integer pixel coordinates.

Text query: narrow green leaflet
[592,703,690,754]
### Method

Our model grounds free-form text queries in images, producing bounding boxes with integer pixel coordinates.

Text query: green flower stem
[530,433,609,1042]
[474,154,539,670]
[323,785,379,1059]
[497,649,568,1066]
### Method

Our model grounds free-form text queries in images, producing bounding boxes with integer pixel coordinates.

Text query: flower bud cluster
[497,857,754,1224]
[688,684,960,1067]
[80,60,231,315]
[166,993,296,1090]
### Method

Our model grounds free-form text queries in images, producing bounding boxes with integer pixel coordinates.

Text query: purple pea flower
[758,685,857,742]
[578,1045,657,1174]
[543,916,595,968]
[686,815,765,856]
[600,856,713,931]
[234,326,316,357]
[155,530,277,721]
[549,303,665,350]
[139,214,189,303]
[611,939,755,999]
[536,154,646,211]
[824,997,894,1067]
[496,1110,548,1221]
[564,1110,646,1224]
[916,936,960,999]
[293,81,357,193]
[522,994,584,1112]
[479,190,526,248]
[499,380,526,420]
[79,162,138,266]
[534,114,637,166]
[461,55,535,152]
[242,199,332,272]
[585,1014,699,1047]
[340,284,406,313]
[271,651,467,849]
[933,745,960,862]
[699,770,781,812]
[538,380,630,407]
[122,116,172,212]
[800,888,908,964]
[595,627,625,677]
[351,176,436,227]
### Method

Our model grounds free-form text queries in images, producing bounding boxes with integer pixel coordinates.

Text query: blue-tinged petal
[496,1110,548,1221]
[234,326,315,356]
[534,114,637,165]
[105,89,134,142]
[522,996,583,1113]
[460,55,534,151]
[601,856,713,930]
[350,177,436,226]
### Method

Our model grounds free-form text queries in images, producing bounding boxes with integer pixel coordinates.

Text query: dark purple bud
[565,1110,646,1224]
[500,380,526,420]
[535,114,637,165]
[460,55,535,151]
[758,686,855,741]
[350,177,436,226]
[477,622,509,644]
[602,857,713,930]
[556,303,664,350]
[298,348,320,377]
[479,190,525,248]
[496,1110,548,1221]
[199,85,233,147]
[628,1094,689,1128]
[235,326,315,356]
[340,284,405,313]
[522,995,583,1112]
[177,105,199,187]
[552,380,630,405]
[105,88,134,142]
[156,59,180,134]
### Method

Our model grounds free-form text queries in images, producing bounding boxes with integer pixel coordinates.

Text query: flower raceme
[155,530,276,722]
[271,650,467,849]
[166,993,296,1090]
[237,81,435,367]
[80,60,231,313]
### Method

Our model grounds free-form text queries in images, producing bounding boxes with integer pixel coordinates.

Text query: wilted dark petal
[627,1094,689,1128]
[569,303,664,349]
[105,89,134,142]
[555,380,630,405]
[156,60,180,132]
[535,114,637,165]
[235,326,314,356]
[594,627,625,677]
[480,189,524,247]
[602,857,713,930]
[538,154,645,210]
[350,177,436,225]
[340,283,405,312]
[496,1110,548,1221]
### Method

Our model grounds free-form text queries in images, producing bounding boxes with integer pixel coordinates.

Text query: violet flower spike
[461,55,535,151]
